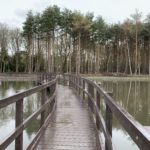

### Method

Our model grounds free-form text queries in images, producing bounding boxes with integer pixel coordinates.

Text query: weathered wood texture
[62,74,150,150]
[0,74,57,150]
[34,85,100,150]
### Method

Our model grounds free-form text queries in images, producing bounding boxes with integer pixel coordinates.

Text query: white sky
[0,0,150,28]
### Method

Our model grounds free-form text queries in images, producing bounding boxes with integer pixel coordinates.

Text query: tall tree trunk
[127,39,132,75]
[47,34,51,73]
[28,36,32,73]
[51,30,55,72]
[135,26,138,74]
[149,40,150,74]
[16,38,19,73]
[76,32,81,75]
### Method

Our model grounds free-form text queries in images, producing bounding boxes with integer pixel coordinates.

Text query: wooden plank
[144,126,150,133]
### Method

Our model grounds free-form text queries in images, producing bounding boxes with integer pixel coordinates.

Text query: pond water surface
[0,78,150,150]
[0,81,41,150]
[90,77,150,150]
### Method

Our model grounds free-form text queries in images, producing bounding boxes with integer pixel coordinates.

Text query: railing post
[87,83,90,107]
[77,76,79,95]
[15,99,23,150]
[87,83,94,113]
[69,75,71,87]
[96,90,101,130]
[71,75,73,87]
[75,76,77,92]
[63,74,65,85]
[90,84,94,113]
[105,92,113,150]
[82,79,85,100]
[41,88,47,126]
[78,77,81,96]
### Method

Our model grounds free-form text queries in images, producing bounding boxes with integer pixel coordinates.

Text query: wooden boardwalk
[1,74,149,150]
[34,85,99,150]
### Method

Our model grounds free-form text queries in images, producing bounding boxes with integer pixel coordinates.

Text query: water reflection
[0,81,41,150]
[92,78,150,150]
[101,81,150,125]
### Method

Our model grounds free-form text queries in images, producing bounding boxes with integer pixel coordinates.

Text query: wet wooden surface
[34,85,99,150]
[144,126,150,133]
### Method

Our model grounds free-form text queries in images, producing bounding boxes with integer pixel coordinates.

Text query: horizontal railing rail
[62,74,150,150]
[0,74,57,150]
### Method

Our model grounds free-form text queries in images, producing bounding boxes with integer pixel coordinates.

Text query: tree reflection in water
[93,78,150,150]
[0,81,40,149]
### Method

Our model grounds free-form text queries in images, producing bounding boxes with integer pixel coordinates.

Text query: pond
[0,81,41,150]
[0,78,150,150]
[90,77,150,150]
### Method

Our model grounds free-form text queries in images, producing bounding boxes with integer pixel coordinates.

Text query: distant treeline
[0,6,150,74]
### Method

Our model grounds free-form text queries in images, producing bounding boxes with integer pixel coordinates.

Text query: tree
[131,9,142,74]
[10,28,22,72]
[72,11,92,74]
[0,23,9,72]
[23,10,34,73]
[40,5,60,73]
[92,16,107,73]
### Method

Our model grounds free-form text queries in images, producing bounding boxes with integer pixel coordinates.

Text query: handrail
[0,74,57,150]
[62,74,150,150]
[0,79,56,109]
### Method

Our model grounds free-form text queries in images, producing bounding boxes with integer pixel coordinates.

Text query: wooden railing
[0,74,57,150]
[39,73,56,82]
[62,74,150,150]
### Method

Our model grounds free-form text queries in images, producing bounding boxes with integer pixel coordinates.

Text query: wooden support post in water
[105,92,113,150]
[78,77,81,96]
[90,84,94,113]
[96,90,101,130]
[75,77,77,90]
[71,76,73,87]
[41,89,47,126]
[76,77,78,93]
[87,83,91,108]
[68,75,71,86]
[82,79,85,100]
[77,77,79,95]
[15,99,23,150]
[87,83,94,113]
[69,75,71,87]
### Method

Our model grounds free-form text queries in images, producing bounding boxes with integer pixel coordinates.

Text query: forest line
[0,5,150,75]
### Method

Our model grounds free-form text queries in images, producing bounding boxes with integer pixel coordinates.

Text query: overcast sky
[0,0,150,28]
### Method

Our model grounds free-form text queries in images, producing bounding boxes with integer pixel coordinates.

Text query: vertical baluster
[105,92,113,150]
[90,84,94,113]
[77,76,79,95]
[15,99,23,150]
[69,75,71,87]
[41,88,47,126]
[82,79,85,100]
[75,77,77,92]
[96,90,101,130]
[71,75,73,87]
[87,83,91,109]
[74,76,76,89]
[72,76,73,87]
[78,77,80,96]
